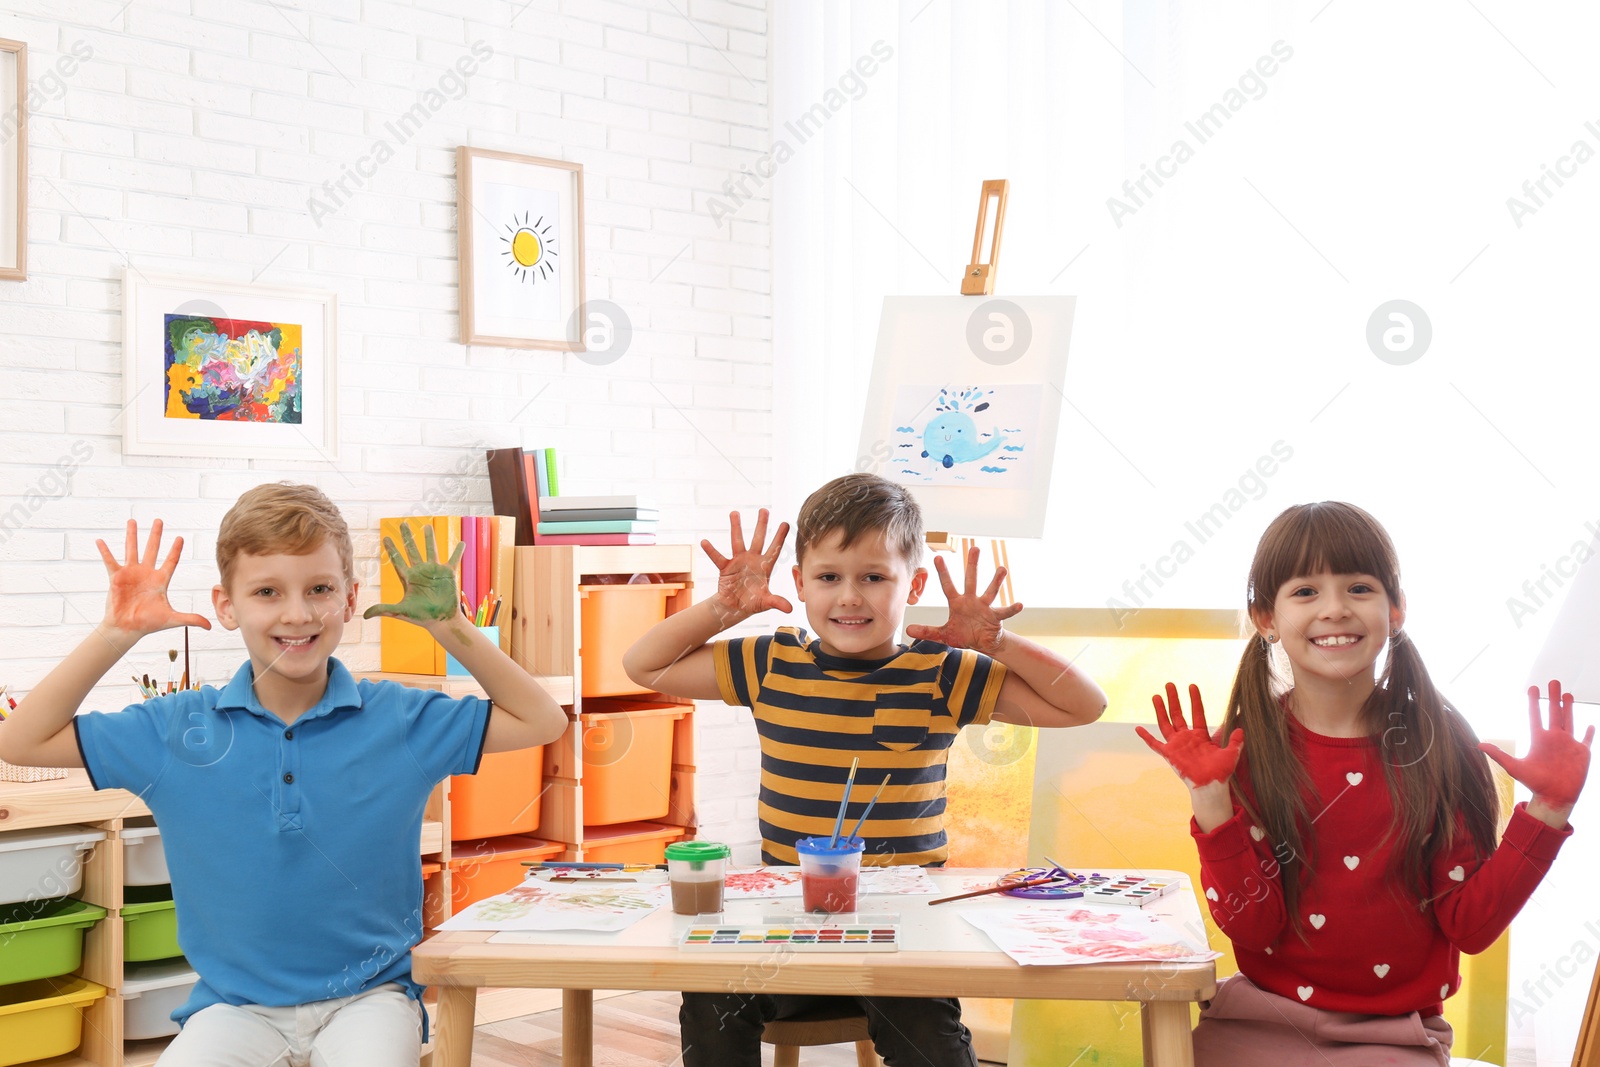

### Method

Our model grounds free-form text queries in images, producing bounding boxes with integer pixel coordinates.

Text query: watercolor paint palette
[1081,876,1178,907]
[679,925,900,951]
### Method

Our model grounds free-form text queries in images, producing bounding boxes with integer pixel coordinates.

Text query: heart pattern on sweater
[1249,825,1265,842]
[1346,771,1363,786]
[1309,913,1326,929]
[1297,986,1313,1001]
[1441,984,1449,998]
[1205,887,1218,901]
[1374,964,1390,978]
[1449,865,1465,882]
[1265,946,1272,954]
[1343,855,1359,870]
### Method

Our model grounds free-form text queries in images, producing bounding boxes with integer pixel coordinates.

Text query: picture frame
[121,271,340,461]
[1,37,26,281]
[856,296,1076,539]
[457,145,585,350]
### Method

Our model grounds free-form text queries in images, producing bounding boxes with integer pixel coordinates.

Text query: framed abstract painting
[121,271,339,461]
[457,145,585,350]
[1,37,26,281]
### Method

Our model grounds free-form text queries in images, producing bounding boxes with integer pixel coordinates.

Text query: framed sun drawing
[121,271,339,461]
[457,146,586,350]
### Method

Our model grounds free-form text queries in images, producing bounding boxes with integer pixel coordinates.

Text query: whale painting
[884,383,1040,488]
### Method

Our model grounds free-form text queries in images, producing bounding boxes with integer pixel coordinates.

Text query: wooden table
[412,868,1216,1067]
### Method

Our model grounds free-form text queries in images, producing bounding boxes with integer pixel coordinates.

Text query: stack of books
[538,496,658,545]
[484,447,658,546]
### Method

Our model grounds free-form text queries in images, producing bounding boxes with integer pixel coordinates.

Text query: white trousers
[156,982,423,1067]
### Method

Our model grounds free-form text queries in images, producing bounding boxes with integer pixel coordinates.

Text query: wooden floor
[464,989,995,1066]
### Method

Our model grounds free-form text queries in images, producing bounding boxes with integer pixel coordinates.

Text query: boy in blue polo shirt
[0,483,566,1065]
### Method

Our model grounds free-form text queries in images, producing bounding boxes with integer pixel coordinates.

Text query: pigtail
[1371,633,1498,902]
[1221,631,1314,937]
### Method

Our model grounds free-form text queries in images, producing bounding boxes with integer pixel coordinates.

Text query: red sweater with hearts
[1193,718,1571,1015]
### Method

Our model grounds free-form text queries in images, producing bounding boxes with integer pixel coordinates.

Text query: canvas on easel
[856,295,1074,539]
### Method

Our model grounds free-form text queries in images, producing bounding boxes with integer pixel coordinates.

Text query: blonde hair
[215,483,354,591]
[795,473,923,568]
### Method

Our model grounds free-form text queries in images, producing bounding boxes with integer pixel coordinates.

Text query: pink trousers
[1192,974,1454,1067]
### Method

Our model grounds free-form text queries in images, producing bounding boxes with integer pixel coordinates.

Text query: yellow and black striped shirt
[714,626,1008,867]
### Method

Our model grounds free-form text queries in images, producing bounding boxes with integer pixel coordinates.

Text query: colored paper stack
[537,495,658,545]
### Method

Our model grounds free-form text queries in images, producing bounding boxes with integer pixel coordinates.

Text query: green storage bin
[122,884,181,962]
[0,898,107,985]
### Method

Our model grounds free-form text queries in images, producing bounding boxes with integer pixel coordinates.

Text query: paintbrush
[927,871,1068,907]
[844,775,891,842]
[828,756,860,847]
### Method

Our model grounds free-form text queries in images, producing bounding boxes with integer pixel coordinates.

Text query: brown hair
[1223,502,1497,936]
[794,474,923,568]
[215,482,354,591]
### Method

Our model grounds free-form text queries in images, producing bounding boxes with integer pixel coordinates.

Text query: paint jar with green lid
[665,841,731,915]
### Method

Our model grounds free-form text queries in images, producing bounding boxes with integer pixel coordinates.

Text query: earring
[1265,633,1278,644]
[1390,628,1401,638]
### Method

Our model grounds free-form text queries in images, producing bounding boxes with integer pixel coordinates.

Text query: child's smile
[212,540,357,720]
[793,529,926,660]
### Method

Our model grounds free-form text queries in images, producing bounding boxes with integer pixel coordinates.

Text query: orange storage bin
[449,744,545,841]
[580,821,688,864]
[579,583,684,696]
[581,701,689,826]
[447,835,563,914]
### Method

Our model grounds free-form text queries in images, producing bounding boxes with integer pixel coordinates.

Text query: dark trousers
[679,991,976,1067]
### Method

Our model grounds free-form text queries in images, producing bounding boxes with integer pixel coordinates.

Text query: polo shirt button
[285,730,294,740]
[283,772,294,784]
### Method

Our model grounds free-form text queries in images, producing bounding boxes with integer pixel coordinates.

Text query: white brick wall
[0,0,770,854]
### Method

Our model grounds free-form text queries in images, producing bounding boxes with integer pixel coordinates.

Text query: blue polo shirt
[75,658,491,1028]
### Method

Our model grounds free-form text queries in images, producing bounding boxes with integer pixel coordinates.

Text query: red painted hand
[1481,680,1593,810]
[701,509,793,620]
[97,520,212,637]
[903,546,1022,653]
[1136,682,1244,788]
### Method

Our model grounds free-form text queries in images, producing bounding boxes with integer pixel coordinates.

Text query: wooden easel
[962,179,1009,295]
[925,534,1015,608]
[926,180,1018,607]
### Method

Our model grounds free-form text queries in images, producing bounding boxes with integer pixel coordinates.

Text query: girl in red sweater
[1139,501,1591,1066]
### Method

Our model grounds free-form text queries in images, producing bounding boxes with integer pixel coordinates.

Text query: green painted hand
[362,522,466,623]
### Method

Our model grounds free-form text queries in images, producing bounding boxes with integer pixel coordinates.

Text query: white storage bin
[121,958,198,1039]
[0,825,101,906]
[121,822,170,886]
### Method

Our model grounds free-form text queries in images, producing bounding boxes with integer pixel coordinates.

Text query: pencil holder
[445,626,499,676]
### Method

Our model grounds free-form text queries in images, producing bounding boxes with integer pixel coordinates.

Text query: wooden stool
[761,1003,881,1067]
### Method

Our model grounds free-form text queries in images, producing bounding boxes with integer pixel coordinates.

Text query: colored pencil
[844,775,891,842]
[927,872,1068,907]
[829,756,860,847]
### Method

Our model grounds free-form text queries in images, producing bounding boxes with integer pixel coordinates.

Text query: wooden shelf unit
[510,544,697,856]
[0,770,152,1066]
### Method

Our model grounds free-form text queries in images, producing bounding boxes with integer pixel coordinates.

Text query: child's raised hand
[363,522,466,624]
[97,520,212,636]
[1137,682,1244,788]
[1480,680,1593,812]
[701,509,793,620]
[903,546,1021,654]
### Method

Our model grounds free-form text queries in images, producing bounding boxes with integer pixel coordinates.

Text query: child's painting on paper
[163,315,303,424]
[885,384,1041,488]
[437,880,668,932]
[961,906,1220,966]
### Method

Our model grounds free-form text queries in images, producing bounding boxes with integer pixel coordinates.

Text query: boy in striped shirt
[625,473,1106,1067]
